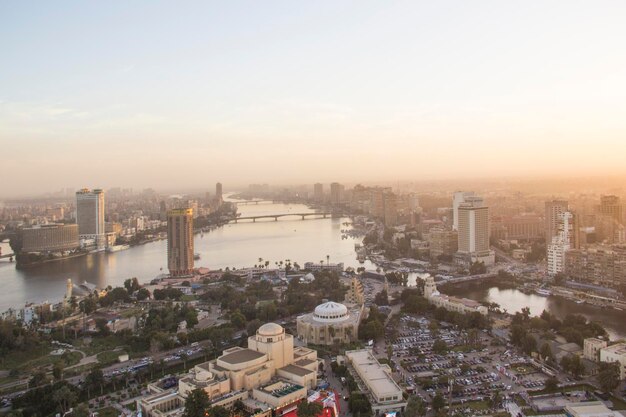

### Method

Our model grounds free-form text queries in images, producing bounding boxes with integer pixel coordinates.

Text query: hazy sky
[1,1,626,196]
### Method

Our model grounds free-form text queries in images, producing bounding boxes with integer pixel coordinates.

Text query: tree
[490,390,502,408]
[597,362,620,393]
[52,385,77,413]
[404,395,426,417]
[247,319,262,336]
[544,376,559,392]
[432,339,448,355]
[94,318,110,336]
[230,310,246,329]
[136,287,151,301]
[180,352,189,371]
[374,290,389,306]
[85,368,104,398]
[183,388,211,417]
[539,342,553,362]
[73,403,90,417]
[432,392,446,412]
[53,361,64,381]
[210,406,230,417]
[297,401,323,417]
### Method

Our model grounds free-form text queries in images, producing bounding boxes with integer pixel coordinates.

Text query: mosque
[139,323,319,417]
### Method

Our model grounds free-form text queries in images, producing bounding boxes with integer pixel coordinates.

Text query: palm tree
[180,352,188,371]
[326,255,330,266]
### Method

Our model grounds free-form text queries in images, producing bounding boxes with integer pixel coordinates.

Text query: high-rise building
[313,183,324,202]
[383,192,398,227]
[599,195,623,225]
[456,198,494,265]
[453,191,482,231]
[547,211,574,276]
[215,182,223,202]
[76,188,105,249]
[330,182,344,206]
[167,208,194,276]
[545,200,569,244]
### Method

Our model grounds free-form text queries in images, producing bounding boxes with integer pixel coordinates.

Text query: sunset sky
[1,1,626,196]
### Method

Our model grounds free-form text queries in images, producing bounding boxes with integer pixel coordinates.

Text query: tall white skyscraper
[76,188,105,249]
[545,200,569,244]
[547,211,574,276]
[456,196,494,266]
[453,191,483,230]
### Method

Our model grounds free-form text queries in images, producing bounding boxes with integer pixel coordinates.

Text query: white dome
[313,301,349,323]
[257,322,284,337]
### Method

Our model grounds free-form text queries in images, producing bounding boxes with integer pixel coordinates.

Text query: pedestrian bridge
[230,212,334,223]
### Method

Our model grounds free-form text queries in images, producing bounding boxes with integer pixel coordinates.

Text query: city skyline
[2,1,626,196]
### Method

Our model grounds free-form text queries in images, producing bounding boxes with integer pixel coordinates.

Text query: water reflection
[0,203,373,311]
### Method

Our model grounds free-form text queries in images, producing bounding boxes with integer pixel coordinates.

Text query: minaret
[64,279,73,306]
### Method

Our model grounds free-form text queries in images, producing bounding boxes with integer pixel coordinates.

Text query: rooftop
[346,349,403,401]
[603,342,626,355]
[279,364,315,377]
[219,348,266,365]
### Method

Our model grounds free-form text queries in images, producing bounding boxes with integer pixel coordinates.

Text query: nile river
[445,283,626,340]
[0,202,374,312]
[1,201,625,340]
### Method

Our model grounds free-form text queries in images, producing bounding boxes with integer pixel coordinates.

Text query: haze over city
[2,2,626,417]
[2,1,626,196]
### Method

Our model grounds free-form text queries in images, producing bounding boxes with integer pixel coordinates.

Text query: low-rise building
[584,338,607,362]
[296,301,363,346]
[599,343,626,379]
[22,224,79,253]
[423,275,487,315]
[345,349,406,414]
[564,401,620,417]
[139,323,317,417]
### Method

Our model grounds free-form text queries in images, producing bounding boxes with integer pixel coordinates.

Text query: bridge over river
[230,212,336,223]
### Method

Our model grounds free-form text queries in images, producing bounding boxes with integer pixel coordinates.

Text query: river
[444,282,626,340]
[0,201,374,312]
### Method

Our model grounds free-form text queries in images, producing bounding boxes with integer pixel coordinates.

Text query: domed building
[140,323,319,417]
[296,300,363,345]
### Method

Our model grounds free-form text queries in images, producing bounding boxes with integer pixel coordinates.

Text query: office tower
[457,198,494,265]
[76,188,105,249]
[313,183,324,202]
[383,192,398,227]
[452,191,482,231]
[545,200,569,244]
[330,182,344,206]
[547,211,574,276]
[167,208,194,276]
[599,195,623,223]
[215,182,223,201]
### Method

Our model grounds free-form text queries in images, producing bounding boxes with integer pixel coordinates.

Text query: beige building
[345,349,406,414]
[296,301,363,346]
[583,338,607,361]
[167,208,194,276]
[564,401,620,417]
[76,188,106,249]
[424,275,487,315]
[545,200,569,244]
[428,228,458,259]
[22,224,79,253]
[345,276,365,305]
[456,199,494,266]
[599,343,626,379]
[139,323,317,417]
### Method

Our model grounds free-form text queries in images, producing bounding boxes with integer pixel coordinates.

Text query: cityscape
[2,2,626,417]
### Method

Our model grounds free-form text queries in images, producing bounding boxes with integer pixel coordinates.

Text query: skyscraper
[547,211,574,276]
[599,195,623,225]
[383,192,398,227]
[76,188,105,249]
[456,197,494,266]
[545,200,569,244]
[453,191,482,231]
[167,208,194,276]
[215,182,223,202]
[313,183,324,202]
[330,182,344,206]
